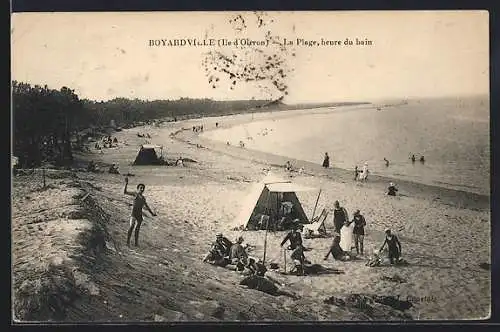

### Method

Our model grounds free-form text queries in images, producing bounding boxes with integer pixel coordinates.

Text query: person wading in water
[322,152,330,168]
[123,177,157,247]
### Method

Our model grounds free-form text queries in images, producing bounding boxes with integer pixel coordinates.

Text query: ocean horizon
[201,96,490,196]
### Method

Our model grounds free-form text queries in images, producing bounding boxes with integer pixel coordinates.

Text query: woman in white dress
[359,162,369,181]
[339,219,355,252]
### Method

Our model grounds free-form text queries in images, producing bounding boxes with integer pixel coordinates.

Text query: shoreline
[170,106,489,212]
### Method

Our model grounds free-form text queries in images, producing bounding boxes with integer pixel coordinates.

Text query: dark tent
[133,144,165,165]
[231,174,319,231]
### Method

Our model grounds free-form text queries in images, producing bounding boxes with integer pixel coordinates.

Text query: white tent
[230,173,318,231]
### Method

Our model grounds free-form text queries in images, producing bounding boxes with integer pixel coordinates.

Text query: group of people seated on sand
[95,136,119,150]
[202,233,268,277]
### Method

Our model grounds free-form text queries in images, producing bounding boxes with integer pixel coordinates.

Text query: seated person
[202,242,229,267]
[324,235,352,261]
[108,163,120,174]
[245,257,267,277]
[229,236,248,268]
[202,232,233,265]
[387,182,398,196]
[87,160,99,172]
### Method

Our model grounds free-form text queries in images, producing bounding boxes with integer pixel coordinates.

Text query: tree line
[12,81,272,168]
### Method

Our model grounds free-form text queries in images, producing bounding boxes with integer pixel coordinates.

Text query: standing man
[123,177,157,247]
[352,210,367,255]
[379,229,402,265]
[280,223,303,250]
[332,200,349,234]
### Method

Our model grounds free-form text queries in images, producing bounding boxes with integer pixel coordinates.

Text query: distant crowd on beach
[320,152,428,197]
[94,135,119,151]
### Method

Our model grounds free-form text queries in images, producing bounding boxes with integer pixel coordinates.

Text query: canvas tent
[133,144,165,165]
[231,173,318,231]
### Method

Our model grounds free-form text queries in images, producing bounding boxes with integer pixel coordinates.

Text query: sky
[11,11,489,103]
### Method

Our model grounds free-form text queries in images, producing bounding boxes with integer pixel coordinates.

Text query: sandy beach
[12,105,491,321]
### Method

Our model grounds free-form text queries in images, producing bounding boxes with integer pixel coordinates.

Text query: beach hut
[133,144,165,165]
[231,173,318,231]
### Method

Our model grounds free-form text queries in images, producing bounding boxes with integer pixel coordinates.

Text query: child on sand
[123,177,157,247]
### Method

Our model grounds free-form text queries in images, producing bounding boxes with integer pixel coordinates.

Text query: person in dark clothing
[280,224,303,250]
[246,257,268,276]
[215,233,233,256]
[411,154,416,163]
[387,182,398,196]
[324,235,350,261]
[332,200,349,234]
[379,229,402,264]
[123,177,157,247]
[291,244,307,275]
[108,163,120,174]
[322,152,330,168]
[420,156,425,163]
[354,166,359,180]
[352,210,366,255]
[203,233,233,263]
[384,158,390,167]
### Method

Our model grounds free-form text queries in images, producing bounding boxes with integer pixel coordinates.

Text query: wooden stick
[311,189,322,221]
[283,248,287,274]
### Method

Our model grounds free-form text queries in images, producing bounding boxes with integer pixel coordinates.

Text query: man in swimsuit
[332,200,349,234]
[379,229,402,264]
[124,177,156,247]
[352,210,367,255]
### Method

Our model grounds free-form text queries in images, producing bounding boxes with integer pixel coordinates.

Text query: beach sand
[12,105,491,321]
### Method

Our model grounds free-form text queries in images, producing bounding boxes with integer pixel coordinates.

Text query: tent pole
[263,217,269,264]
[311,189,322,221]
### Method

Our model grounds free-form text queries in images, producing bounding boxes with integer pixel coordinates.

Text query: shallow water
[203,96,490,196]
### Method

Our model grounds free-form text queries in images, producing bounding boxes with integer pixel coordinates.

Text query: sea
[202,96,490,196]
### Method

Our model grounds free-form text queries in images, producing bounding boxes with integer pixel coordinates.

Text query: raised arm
[123,177,135,196]
[280,233,290,247]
